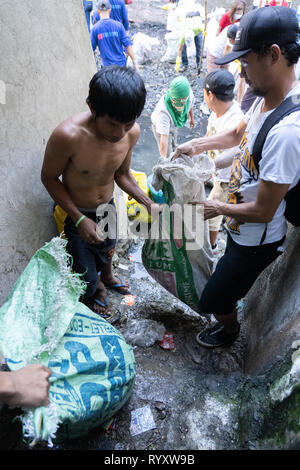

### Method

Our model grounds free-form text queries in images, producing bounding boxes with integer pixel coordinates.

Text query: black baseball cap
[215,6,299,65]
[204,69,235,98]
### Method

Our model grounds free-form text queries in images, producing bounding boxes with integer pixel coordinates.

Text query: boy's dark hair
[86,66,146,122]
[252,42,300,67]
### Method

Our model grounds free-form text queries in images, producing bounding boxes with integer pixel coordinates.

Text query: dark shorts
[64,199,117,300]
[199,233,285,316]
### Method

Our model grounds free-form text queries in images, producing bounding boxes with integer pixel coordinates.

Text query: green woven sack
[0,237,135,446]
[142,156,215,314]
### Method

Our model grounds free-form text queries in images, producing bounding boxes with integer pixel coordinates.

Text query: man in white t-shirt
[173,7,300,348]
[202,69,244,252]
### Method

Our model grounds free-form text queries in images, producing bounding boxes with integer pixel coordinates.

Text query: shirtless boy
[41,66,154,318]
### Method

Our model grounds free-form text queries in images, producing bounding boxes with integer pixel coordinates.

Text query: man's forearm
[0,372,14,402]
[215,200,271,223]
[115,173,153,212]
[214,146,239,169]
[209,180,290,224]
[126,46,137,67]
[41,177,82,223]
[193,128,242,153]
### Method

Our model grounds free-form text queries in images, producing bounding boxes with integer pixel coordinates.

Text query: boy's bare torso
[50,112,138,208]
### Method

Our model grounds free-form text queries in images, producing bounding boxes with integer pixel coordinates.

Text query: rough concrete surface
[0,0,299,453]
[0,0,96,305]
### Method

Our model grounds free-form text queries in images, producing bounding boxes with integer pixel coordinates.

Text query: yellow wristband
[75,215,87,228]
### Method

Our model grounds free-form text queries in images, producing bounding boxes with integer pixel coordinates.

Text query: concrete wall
[243,227,300,374]
[0,0,96,305]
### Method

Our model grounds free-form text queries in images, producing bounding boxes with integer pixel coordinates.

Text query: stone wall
[0,0,96,305]
[243,227,300,374]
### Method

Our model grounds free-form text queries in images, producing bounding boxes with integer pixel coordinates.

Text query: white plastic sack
[185,29,196,60]
[161,30,182,63]
[128,32,160,66]
[142,154,215,314]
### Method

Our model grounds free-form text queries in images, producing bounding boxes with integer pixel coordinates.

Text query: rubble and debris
[122,318,166,347]
[120,294,137,306]
[158,333,176,351]
[130,405,156,436]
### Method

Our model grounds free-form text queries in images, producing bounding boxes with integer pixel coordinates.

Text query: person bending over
[151,76,195,159]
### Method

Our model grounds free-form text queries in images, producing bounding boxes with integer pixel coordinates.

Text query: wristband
[75,215,86,228]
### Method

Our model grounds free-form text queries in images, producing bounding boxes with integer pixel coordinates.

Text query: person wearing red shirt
[218,1,246,34]
[268,1,288,6]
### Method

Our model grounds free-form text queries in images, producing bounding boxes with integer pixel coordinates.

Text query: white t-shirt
[151,88,195,135]
[207,101,244,182]
[225,84,300,246]
[208,25,231,58]
[167,5,179,32]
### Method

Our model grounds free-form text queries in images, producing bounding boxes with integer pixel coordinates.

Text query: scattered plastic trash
[103,418,115,431]
[130,405,156,436]
[118,263,129,271]
[158,333,175,351]
[122,319,165,347]
[121,295,136,306]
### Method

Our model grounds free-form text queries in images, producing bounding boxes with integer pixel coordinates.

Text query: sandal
[195,322,240,349]
[87,297,114,321]
[104,277,131,295]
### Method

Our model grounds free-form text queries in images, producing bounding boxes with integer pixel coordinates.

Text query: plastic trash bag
[161,30,182,63]
[122,319,165,348]
[142,154,215,314]
[125,170,151,223]
[0,237,135,446]
[127,32,160,66]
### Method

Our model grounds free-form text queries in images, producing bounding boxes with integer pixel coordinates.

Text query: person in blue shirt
[90,0,137,68]
[83,0,93,32]
[91,0,130,32]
